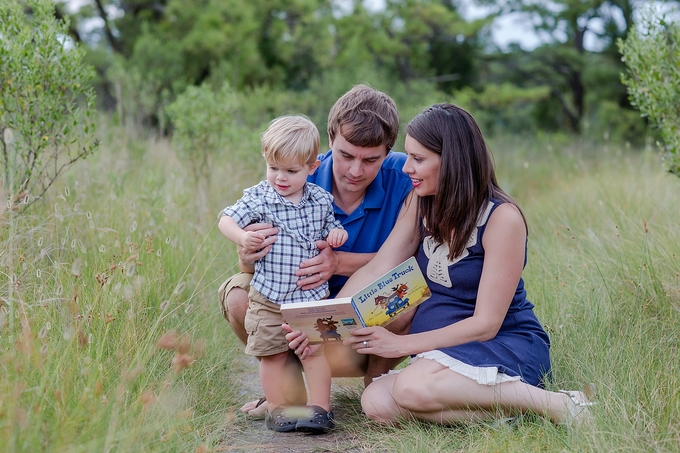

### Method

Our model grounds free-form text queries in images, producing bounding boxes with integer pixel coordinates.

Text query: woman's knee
[361,380,400,424]
[391,374,435,412]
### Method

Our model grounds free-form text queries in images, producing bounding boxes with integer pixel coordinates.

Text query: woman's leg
[361,364,495,424]
[362,358,588,425]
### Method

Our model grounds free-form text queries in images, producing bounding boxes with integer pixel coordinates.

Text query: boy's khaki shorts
[218,273,328,357]
[243,288,290,357]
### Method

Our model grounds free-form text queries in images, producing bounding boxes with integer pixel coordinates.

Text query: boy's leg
[260,351,306,408]
[300,345,331,411]
[245,290,307,411]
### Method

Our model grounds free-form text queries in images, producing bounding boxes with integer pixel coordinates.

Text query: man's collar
[362,168,385,209]
[314,151,334,192]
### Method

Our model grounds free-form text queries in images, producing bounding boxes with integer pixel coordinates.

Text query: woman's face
[403,134,441,197]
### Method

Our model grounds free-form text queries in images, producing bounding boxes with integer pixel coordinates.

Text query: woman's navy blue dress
[409,200,551,387]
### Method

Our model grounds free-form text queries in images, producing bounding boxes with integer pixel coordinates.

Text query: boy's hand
[283,324,312,360]
[240,231,266,250]
[326,228,348,248]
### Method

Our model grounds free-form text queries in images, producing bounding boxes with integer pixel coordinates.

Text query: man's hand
[296,241,338,290]
[237,223,278,270]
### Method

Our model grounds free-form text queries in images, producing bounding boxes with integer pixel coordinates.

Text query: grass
[1,121,679,452]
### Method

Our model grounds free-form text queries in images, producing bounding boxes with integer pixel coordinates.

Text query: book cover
[281,257,430,344]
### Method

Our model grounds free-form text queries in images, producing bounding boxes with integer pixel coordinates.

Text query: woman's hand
[282,324,312,360]
[295,241,338,290]
[343,326,409,359]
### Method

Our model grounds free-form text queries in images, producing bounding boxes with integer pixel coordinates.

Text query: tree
[619,8,680,176]
[331,0,485,89]
[0,0,98,211]
[482,0,643,133]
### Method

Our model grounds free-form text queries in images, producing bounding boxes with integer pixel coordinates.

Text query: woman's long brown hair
[406,104,525,260]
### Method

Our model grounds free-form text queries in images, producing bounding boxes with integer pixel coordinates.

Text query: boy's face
[266,158,320,201]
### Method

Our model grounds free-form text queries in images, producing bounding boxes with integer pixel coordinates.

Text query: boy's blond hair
[261,115,319,166]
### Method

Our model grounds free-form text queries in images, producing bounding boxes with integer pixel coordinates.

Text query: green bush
[0,0,98,211]
[167,83,241,220]
[619,9,680,176]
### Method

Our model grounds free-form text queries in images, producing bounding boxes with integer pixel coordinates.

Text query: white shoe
[558,389,596,428]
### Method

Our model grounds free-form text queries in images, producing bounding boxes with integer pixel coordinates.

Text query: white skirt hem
[373,350,522,386]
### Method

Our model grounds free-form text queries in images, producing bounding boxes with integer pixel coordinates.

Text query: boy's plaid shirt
[220,181,343,304]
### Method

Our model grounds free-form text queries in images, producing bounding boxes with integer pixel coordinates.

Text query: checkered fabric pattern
[220,181,343,304]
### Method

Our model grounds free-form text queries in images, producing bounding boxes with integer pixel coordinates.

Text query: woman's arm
[296,192,418,287]
[287,197,420,359]
[336,196,421,298]
[345,203,527,357]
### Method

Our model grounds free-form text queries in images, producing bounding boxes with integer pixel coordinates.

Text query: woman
[287,104,593,426]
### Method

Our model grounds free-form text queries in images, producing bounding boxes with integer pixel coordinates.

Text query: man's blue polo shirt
[308,150,412,296]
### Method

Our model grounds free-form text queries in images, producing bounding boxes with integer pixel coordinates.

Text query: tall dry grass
[1,123,678,452]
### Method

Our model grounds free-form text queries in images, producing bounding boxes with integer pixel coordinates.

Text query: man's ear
[308,159,321,175]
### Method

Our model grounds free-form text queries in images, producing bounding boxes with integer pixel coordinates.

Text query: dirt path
[219,355,371,453]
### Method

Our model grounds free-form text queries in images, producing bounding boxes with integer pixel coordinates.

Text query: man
[218,84,414,417]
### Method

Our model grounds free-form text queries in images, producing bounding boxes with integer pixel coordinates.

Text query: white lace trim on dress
[373,350,521,386]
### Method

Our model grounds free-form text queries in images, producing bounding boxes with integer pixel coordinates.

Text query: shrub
[619,8,680,176]
[0,0,98,211]
[166,83,239,220]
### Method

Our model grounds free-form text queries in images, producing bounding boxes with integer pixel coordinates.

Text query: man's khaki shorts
[217,272,253,321]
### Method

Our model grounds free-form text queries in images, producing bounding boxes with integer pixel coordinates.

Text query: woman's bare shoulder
[485,202,526,240]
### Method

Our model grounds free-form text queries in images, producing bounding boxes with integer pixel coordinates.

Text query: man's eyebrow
[337,149,384,160]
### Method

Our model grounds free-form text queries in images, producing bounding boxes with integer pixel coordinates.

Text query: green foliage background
[1,1,680,452]
[619,6,680,176]
[54,0,672,143]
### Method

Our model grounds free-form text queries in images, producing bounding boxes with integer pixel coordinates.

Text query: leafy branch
[0,0,99,211]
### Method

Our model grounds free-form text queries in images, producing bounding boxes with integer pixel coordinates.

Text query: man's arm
[296,193,415,289]
[332,251,375,277]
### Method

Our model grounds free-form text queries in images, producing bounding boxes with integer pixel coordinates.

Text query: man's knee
[217,273,253,322]
[225,287,248,325]
[324,344,368,377]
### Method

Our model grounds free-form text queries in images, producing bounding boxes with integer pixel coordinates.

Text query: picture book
[280,257,430,344]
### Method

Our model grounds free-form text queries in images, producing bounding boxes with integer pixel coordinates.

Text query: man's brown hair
[327,84,399,152]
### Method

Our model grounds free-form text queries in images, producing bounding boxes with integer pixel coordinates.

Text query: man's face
[330,132,387,197]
